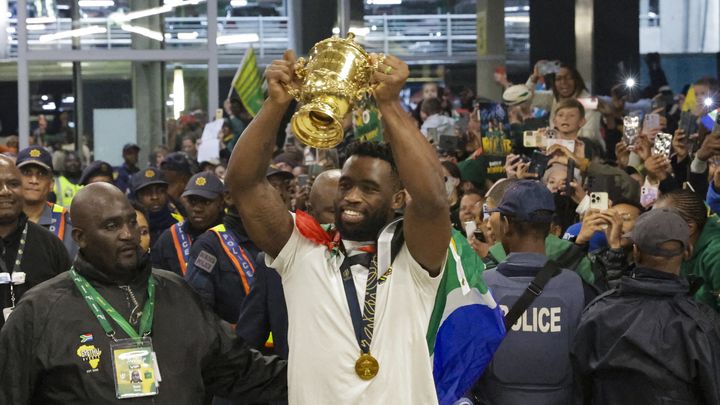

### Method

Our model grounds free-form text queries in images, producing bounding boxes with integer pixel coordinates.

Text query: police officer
[130,168,184,246]
[53,151,82,207]
[572,209,720,404]
[16,147,77,257]
[79,160,115,185]
[185,167,293,324]
[0,183,287,403]
[473,180,592,404]
[152,172,225,276]
[160,152,196,205]
[114,143,141,194]
[0,155,71,330]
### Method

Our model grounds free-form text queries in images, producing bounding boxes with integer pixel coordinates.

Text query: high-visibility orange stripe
[170,224,188,275]
[212,230,253,295]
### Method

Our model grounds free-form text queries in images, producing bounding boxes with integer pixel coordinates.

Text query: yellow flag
[229,48,265,117]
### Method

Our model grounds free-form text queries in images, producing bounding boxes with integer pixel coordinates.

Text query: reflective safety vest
[54,176,82,208]
[210,224,256,294]
[47,202,67,240]
[170,222,192,275]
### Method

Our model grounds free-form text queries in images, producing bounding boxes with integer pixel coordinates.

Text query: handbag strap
[504,260,561,330]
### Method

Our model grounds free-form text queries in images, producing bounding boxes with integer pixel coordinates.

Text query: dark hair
[441,160,461,179]
[657,189,708,229]
[129,199,148,220]
[551,194,578,233]
[552,63,587,100]
[421,98,443,116]
[346,141,397,173]
[612,197,644,213]
[694,76,720,93]
[486,178,520,205]
[555,98,585,118]
[505,214,552,239]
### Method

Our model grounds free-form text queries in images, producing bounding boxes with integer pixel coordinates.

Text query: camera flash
[625,78,636,88]
[703,97,714,107]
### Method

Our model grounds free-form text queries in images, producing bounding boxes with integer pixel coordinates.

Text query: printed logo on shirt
[499,304,562,333]
[195,250,217,273]
[76,344,102,373]
[80,333,94,343]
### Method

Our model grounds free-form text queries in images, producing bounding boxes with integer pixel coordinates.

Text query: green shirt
[681,214,720,311]
[487,234,595,284]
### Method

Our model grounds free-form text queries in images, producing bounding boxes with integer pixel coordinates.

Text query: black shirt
[0,214,71,329]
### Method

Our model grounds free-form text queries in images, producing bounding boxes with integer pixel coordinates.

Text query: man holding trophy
[226,38,450,405]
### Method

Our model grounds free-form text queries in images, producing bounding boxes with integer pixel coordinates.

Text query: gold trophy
[287,33,381,149]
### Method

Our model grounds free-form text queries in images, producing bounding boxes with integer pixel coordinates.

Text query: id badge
[11,272,25,285]
[0,272,10,284]
[110,337,160,399]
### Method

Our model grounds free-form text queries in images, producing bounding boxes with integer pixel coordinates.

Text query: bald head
[70,182,142,281]
[0,155,24,227]
[71,182,130,229]
[308,169,340,225]
[0,155,19,172]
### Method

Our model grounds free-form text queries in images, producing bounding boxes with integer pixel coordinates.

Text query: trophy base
[291,101,345,149]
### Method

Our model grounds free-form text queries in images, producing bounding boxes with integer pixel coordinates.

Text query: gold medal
[355,352,379,380]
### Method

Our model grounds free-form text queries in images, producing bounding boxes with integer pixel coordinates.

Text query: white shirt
[267,215,442,404]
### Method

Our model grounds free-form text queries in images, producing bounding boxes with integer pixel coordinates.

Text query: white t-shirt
[267,215,443,404]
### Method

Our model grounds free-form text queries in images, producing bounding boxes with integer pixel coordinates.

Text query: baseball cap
[131,167,168,193]
[490,180,555,222]
[161,152,194,175]
[624,208,690,257]
[79,160,115,185]
[182,172,224,199]
[16,147,53,172]
[266,164,294,180]
[502,84,532,106]
[123,143,140,153]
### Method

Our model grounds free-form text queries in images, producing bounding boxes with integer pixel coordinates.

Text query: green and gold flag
[229,47,265,117]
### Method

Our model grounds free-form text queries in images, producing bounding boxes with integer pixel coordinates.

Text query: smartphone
[427,127,439,144]
[523,130,541,148]
[577,97,599,111]
[439,134,459,152]
[546,138,576,153]
[473,229,487,244]
[565,158,575,195]
[644,113,661,132]
[463,221,477,238]
[528,151,550,178]
[589,192,609,211]
[651,132,673,157]
[623,115,641,148]
[297,174,309,187]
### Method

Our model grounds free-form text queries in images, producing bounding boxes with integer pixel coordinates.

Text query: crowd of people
[0,46,719,405]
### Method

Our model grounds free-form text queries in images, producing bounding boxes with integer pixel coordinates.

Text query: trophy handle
[284,57,307,100]
[354,53,385,101]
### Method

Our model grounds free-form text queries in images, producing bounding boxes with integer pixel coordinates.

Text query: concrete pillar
[131,0,165,166]
[476,0,505,101]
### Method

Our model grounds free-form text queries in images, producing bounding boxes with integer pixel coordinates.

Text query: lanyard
[0,223,28,308]
[70,269,156,341]
[339,252,378,354]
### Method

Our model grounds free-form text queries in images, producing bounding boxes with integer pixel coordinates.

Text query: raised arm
[373,55,451,275]
[226,50,297,258]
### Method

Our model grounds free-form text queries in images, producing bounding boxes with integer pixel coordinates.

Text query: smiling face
[20,164,53,204]
[334,156,403,241]
[554,67,577,99]
[0,160,24,225]
[553,106,585,138]
[544,165,568,193]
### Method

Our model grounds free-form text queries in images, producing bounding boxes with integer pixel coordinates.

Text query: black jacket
[0,214,71,329]
[0,253,287,404]
[572,267,720,405]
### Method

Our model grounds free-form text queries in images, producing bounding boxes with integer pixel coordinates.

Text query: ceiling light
[121,24,164,41]
[216,33,259,45]
[39,26,107,43]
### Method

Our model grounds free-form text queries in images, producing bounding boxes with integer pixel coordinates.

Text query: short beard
[335,206,392,242]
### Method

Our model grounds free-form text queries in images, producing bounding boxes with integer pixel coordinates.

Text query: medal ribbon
[339,251,378,354]
[70,268,156,341]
